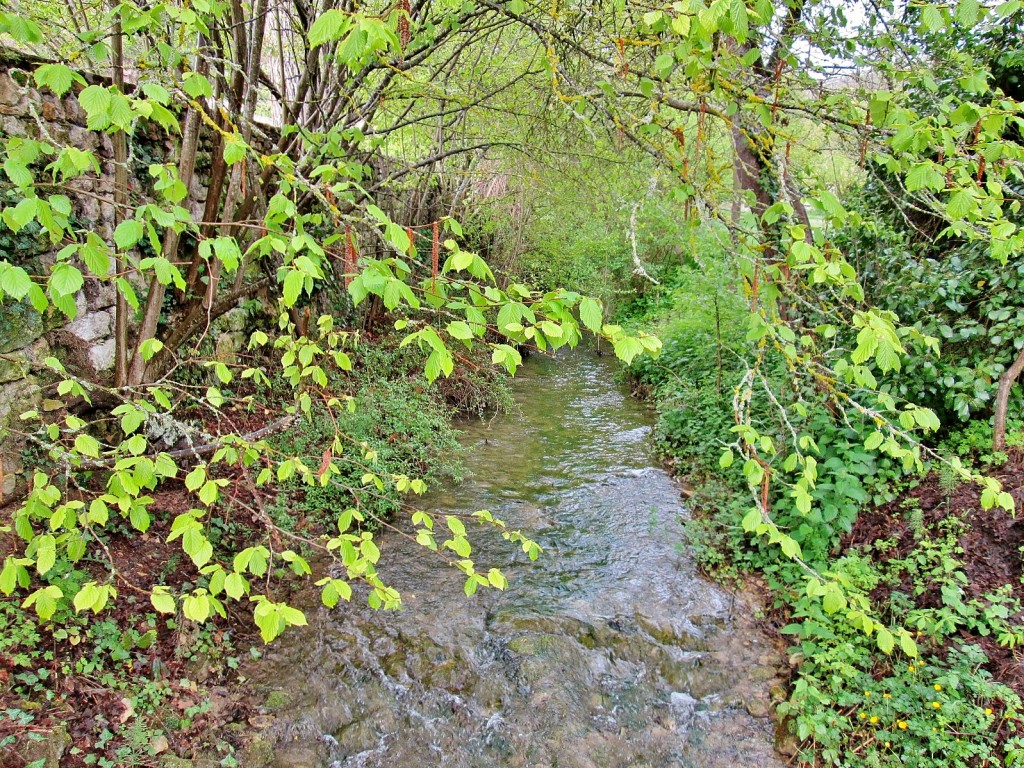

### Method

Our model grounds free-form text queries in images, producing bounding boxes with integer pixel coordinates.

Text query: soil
[841,449,1024,698]
[0,472,272,766]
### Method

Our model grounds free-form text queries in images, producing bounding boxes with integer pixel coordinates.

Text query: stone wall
[0,60,208,500]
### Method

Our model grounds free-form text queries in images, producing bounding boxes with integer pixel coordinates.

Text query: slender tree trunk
[129,101,204,385]
[111,3,129,387]
[993,346,1024,451]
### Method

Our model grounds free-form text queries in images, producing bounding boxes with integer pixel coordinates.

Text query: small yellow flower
[870,716,879,724]
[931,701,941,709]
[864,691,872,697]
[859,712,867,719]
[934,684,942,691]
[883,693,892,699]
[897,720,909,730]
[885,742,891,748]
[986,708,994,716]
[908,665,915,672]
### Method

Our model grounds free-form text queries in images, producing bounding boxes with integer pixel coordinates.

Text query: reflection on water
[250,351,786,768]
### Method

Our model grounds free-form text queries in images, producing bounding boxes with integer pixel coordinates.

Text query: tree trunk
[128,85,204,385]
[993,345,1024,451]
[110,3,129,387]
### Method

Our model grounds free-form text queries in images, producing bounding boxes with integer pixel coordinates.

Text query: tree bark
[993,345,1024,451]
[110,3,129,387]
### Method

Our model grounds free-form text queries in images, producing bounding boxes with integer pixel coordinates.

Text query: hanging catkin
[345,225,356,288]
[398,0,411,51]
[431,220,440,286]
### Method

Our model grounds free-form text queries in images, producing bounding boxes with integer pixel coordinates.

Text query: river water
[248,350,787,768]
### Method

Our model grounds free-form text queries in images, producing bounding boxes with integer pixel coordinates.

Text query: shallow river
[250,350,787,768]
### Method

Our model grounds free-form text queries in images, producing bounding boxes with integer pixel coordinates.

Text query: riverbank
[619,267,1024,767]
[0,339,512,767]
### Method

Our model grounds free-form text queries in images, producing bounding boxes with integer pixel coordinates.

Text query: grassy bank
[620,248,1024,767]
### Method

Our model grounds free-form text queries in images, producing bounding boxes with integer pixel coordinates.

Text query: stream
[245,350,788,768]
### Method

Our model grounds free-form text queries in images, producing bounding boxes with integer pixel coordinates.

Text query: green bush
[780,521,1024,768]
[266,343,471,531]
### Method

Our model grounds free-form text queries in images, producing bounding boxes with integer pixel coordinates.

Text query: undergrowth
[618,244,1024,767]
[0,327,512,766]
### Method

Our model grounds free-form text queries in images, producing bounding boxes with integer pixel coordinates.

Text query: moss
[264,689,290,710]
[0,301,44,354]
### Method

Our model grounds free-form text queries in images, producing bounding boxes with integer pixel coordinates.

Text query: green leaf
[899,631,918,657]
[3,197,37,231]
[34,534,56,575]
[491,344,522,374]
[2,158,32,189]
[78,85,111,123]
[113,219,144,250]
[921,3,945,31]
[360,538,380,563]
[741,508,762,532]
[73,582,98,613]
[448,536,471,557]
[183,593,211,622]
[141,82,170,104]
[578,297,602,332]
[49,263,84,297]
[0,557,23,595]
[23,585,62,621]
[185,465,206,492]
[0,265,33,299]
[309,9,352,47]
[447,321,474,340]
[34,63,84,96]
[206,387,225,408]
[223,136,247,165]
[905,162,945,192]
[283,269,304,306]
[183,72,213,98]
[224,572,248,600]
[955,0,980,25]
[151,588,176,614]
[129,504,150,533]
[450,250,473,271]
[73,433,101,458]
[487,568,507,589]
[876,627,895,654]
[182,528,213,567]
[612,336,644,365]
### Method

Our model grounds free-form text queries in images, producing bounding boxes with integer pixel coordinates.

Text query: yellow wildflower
[986,708,994,716]
[897,720,909,730]
[883,693,892,699]
[870,716,879,724]
[931,702,941,709]
[934,684,942,691]
[859,712,867,719]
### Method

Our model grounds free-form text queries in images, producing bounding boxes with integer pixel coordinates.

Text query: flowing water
[248,350,787,768]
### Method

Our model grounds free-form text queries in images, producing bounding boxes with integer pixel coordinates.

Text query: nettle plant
[0,4,660,642]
